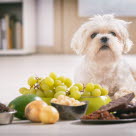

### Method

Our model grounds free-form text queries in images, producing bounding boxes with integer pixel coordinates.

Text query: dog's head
[71,14,133,62]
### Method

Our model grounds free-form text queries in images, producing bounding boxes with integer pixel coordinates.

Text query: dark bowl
[51,101,88,120]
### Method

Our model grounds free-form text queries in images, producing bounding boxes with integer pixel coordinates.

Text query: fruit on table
[19,87,29,95]
[69,86,79,93]
[101,88,108,96]
[54,80,62,87]
[82,91,91,97]
[44,77,54,87]
[49,72,57,80]
[55,86,67,92]
[83,83,109,97]
[8,94,41,120]
[18,73,110,104]
[25,100,47,122]
[42,98,52,105]
[36,89,45,97]
[70,90,81,100]
[69,86,81,99]
[57,76,65,82]
[94,84,102,89]
[28,76,37,87]
[19,72,85,100]
[39,105,59,124]
[44,90,54,98]
[74,83,83,91]
[54,91,66,98]
[30,88,36,94]
[85,83,94,92]
[64,78,72,87]
[80,96,111,114]
[92,89,101,97]
[25,100,59,124]
[17,73,112,116]
[40,82,50,91]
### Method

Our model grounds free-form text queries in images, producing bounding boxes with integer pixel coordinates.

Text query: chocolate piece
[116,103,136,114]
[99,93,135,112]
[117,112,136,119]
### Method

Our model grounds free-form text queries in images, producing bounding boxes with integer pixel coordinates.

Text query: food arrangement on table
[0,72,136,125]
[81,93,136,123]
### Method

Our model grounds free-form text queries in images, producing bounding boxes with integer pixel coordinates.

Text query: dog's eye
[110,31,116,36]
[91,33,97,39]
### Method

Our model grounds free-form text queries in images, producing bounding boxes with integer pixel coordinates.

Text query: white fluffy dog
[71,14,136,102]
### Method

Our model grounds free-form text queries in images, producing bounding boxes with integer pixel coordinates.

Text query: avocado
[8,94,41,120]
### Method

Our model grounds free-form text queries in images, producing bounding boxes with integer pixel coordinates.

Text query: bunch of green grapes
[82,83,109,97]
[19,72,108,100]
[19,72,82,100]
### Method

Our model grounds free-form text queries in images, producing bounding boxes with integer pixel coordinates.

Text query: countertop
[0,120,136,136]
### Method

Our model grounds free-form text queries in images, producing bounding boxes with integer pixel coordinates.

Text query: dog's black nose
[100,37,108,43]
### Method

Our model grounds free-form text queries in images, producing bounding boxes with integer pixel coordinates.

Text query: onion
[39,105,59,124]
[25,100,47,122]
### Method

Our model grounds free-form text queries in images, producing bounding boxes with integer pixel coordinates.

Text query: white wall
[78,0,136,17]
[36,0,54,46]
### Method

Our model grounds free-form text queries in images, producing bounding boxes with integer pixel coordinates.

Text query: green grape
[30,88,36,94]
[19,87,29,94]
[70,90,81,100]
[49,72,57,80]
[50,85,54,90]
[36,89,45,97]
[85,83,94,92]
[55,86,67,92]
[54,91,66,98]
[92,89,101,97]
[23,90,30,95]
[101,88,108,96]
[60,83,66,87]
[44,90,54,98]
[69,86,79,93]
[64,78,72,87]
[59,83,67,90]
[44,77,54,87]
[94,84,102,89]
[54,80,62,87]
[74,83,83,91]
[40,82,50,91]
[82,91,91,97]
[27,76,37,87]
[57,76,65,82]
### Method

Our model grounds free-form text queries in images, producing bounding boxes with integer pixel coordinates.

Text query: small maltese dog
[71,14,136,102]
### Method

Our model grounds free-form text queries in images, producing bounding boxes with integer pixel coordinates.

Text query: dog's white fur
[71,14,136,102]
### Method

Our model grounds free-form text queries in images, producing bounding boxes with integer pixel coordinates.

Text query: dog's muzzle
[100,45,109,50]
[100,36,110,50]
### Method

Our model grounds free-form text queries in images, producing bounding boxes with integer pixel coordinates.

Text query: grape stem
[34,83,40,89]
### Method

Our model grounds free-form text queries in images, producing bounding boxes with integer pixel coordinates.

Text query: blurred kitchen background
[0,0,136,103]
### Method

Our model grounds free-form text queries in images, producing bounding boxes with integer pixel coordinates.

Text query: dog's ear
[71,24,89,55]
[120,21,133,54]
[123,38,133,54]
